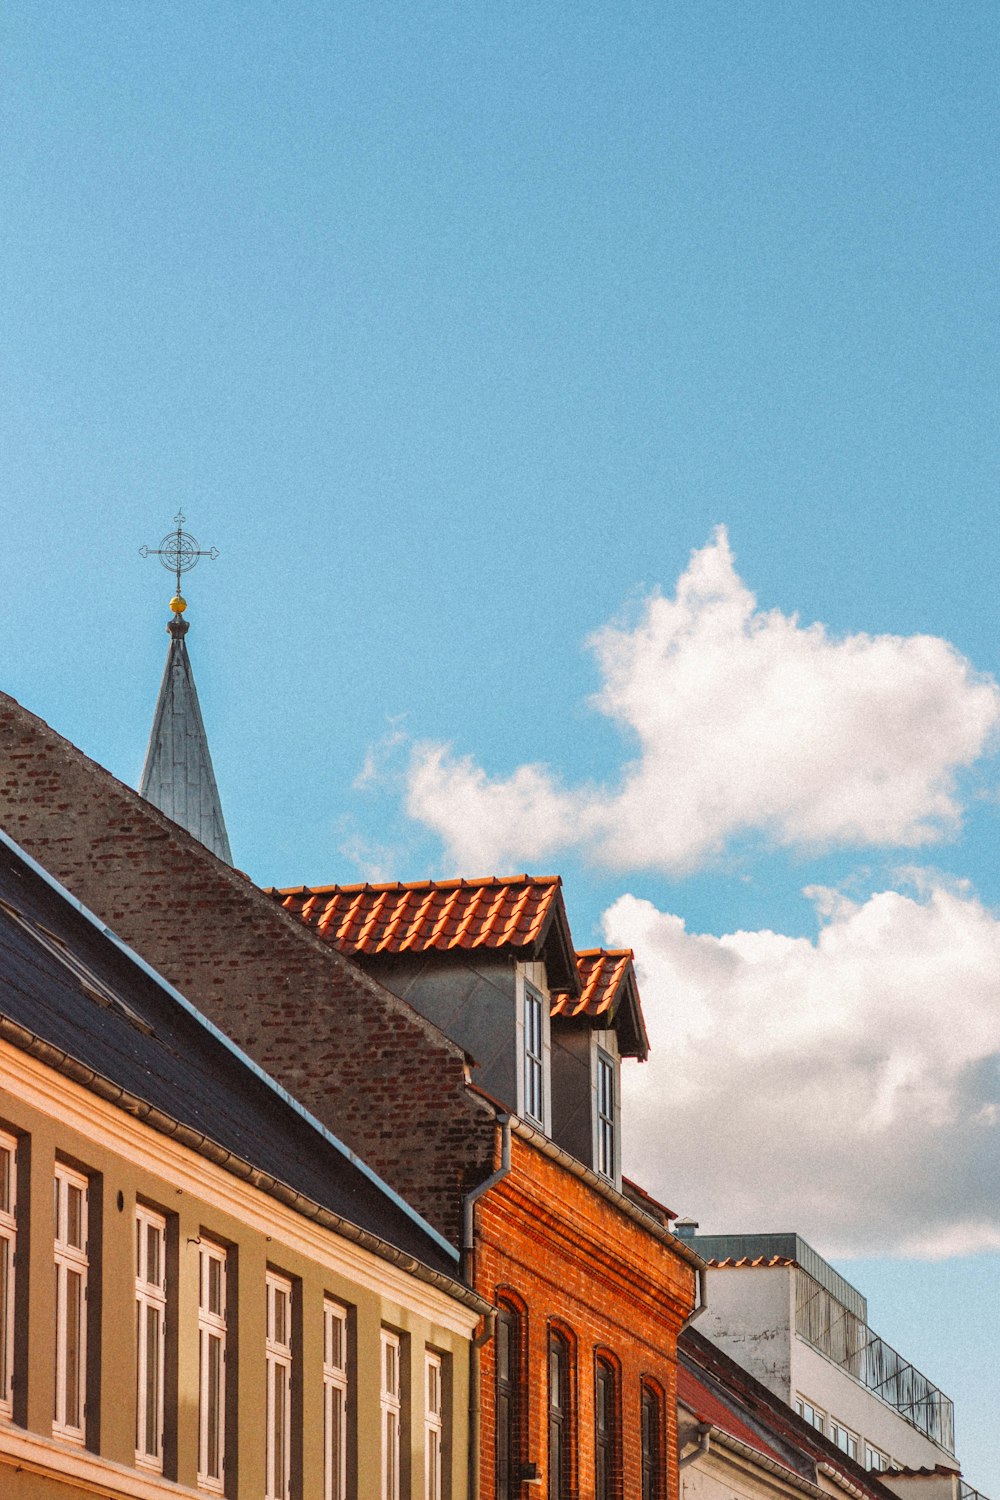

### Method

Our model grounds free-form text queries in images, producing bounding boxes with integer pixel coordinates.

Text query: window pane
[207,1334,222,1475]
[0,1239,10,1401]
[65,1269,82,1428]
[66,1185,83,1250]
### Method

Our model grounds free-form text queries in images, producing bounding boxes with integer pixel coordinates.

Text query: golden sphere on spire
[169,594,187,615]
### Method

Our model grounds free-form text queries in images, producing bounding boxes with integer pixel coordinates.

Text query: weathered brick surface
[0,693,495,1240]
[475,1132,697,1500]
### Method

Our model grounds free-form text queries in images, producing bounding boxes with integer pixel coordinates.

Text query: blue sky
[2,2,998,1483]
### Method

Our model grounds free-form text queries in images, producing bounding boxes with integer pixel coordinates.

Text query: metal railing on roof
[796,1272,955,1453]
[960,1482,990,1500]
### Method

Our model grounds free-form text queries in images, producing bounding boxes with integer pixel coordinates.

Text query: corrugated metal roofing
[0,837,456,1279]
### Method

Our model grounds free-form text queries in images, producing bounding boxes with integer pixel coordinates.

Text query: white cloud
[404,528,1000,874]
[607,877,1000,1257]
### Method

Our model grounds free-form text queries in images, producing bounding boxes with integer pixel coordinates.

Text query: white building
[674,1229,960,1479]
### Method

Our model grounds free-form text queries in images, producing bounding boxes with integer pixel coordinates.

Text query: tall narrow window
[380,1329,401,1500]
[495,1305,520,1500]
[425,1349,444,1500]
[135,1206,167,1470]
[594,1359,617,1500]
[548,1333,569,1500]
[324,1300,348,1500]
[640,1384,662,1500]
[53,1163,88,1442]
[265,1272,292,1500]
[523,982,544,1125]
[0,1132,16,1419]
[596,1052,615,1180]
[198,1241,227,1493]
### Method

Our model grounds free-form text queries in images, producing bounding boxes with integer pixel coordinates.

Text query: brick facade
[473,1128,698,1500]
[0,691,701,1500]
[0,692,496,1240]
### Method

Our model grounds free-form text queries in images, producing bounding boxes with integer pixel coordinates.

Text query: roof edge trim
[0,1015,487,1316]
[0,826,459,1267]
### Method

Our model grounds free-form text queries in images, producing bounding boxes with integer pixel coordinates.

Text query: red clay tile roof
[274,874,580,994]
[552,948,649,1059]
[705,1255,798,1269]
[552,949,631,1019]
[677,1364,794,1469]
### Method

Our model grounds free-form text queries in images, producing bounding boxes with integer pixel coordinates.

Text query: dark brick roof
[0,833,458,1280]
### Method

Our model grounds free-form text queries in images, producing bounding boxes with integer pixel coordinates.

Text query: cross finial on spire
[139,512,220,614]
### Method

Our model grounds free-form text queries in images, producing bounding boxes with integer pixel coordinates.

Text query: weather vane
[139,512,219,614]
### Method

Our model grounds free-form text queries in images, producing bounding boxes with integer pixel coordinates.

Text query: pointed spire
[138,515,232,864]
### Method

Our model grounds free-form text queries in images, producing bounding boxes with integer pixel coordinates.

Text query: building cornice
[0,1032,488,1333]
[0,1422,204,1500]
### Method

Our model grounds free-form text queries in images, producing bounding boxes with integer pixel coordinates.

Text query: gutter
[679,1411,841,1499]
[462,1114,513,1500]
[0,1014,491,1319]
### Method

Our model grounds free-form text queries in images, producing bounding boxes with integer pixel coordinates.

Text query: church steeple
[139,515,232,864]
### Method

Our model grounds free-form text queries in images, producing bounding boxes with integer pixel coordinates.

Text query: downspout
[463,1114,512,1500]
[679,1262,708,1330]
[679,1423,712,1469]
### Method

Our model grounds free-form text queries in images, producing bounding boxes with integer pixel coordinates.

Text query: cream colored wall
[0,1040,477,1499]
[791,1336,956,1474]
[679,1415,816,1500]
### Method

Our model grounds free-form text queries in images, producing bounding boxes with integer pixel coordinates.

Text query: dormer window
[596,1049,616,1180]
[523,981,545,1126]
[516,965,552,1130]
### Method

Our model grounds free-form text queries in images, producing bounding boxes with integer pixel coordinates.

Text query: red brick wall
[0,693,496,1239]
[475,1133,697,1500]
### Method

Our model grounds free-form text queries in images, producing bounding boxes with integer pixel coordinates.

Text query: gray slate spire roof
[139,615,233,864]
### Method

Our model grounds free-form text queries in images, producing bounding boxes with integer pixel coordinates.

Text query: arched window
[640,1382,664,1500]
[594,1357,619,1500]
[548,1331,571,1499]
[496,1302,522,1500]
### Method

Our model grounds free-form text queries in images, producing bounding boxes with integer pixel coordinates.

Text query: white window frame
[865,1443,890,1472]
[425,1349,444,1500]
[265,1271,293,1500]
[590,1032,620,1182]
[53,1163,88,1443]
[135,1205,167,1470]
[324,1299,348,1500]
[829,1418,858,1459]
[198,1241,227,1493]
[0,1132,16,1419]
[381,1328,402,1500]
[795,1395,825,1433]
[516,966,551,1131]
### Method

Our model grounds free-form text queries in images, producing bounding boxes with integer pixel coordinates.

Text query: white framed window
[0,1132,16,1419]
[198,1241,227,1493]
[425,1349,444,1500]
[595,1049,616,1180]
[830,1419,858,1459]
[265,1272,293,1500]
[795,1396,825,1433]
[381,1328,402,1500]
[865,1443,890,1472]
[324,1300,348,1500]
[523,981,544,1126]
[135,1205,167,1470]
[53,1163,88,1442]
